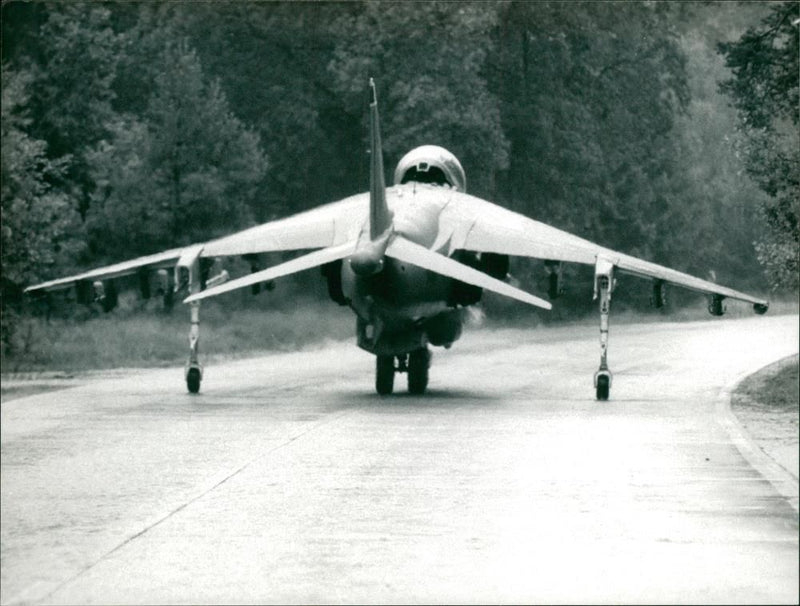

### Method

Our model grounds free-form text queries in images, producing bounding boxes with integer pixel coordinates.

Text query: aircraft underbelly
[347,260,449,318]
[344,259,464,355]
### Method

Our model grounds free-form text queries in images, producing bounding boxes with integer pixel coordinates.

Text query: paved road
[2,315,798,605]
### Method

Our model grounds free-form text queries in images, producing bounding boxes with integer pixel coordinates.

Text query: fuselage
[342,182,465,356]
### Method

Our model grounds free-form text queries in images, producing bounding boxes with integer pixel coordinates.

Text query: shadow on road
[340,388,499,407]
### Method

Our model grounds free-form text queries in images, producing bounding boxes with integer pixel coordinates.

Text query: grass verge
[1,300,353,373]
[732,354,800,413]
[730,354,799,481]
[2,296,797,375]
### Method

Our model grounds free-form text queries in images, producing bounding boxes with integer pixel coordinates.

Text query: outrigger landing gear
[593,257,615,401]
[374,347,431,396]
[177,245,205,394]
[185,300,203,394]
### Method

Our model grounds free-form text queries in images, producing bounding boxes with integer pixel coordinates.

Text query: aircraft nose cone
[349,250,385,276]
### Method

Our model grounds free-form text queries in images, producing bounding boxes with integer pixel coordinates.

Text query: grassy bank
[732,354,800,413]
[730,354,799,481]
[1,300,353,373]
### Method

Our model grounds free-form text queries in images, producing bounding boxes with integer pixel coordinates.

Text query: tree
[327,1,509,197]
[718,1,799,290]
[1,65,86,313]
[1,66,85,289]
[18,4,123,218]
[181,2,363,220]
[665,1,772,291]
[85,36,268,260]
[489,3,690,246]
[482,2,701,310]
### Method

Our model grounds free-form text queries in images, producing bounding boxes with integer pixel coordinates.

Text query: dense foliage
[718,1,799,290]
[2,1,794,334]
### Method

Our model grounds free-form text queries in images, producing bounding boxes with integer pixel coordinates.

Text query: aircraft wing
[184,241,357,303]
[439,192,769,308]
[23,247,185,293]
[24,194,368,294]
[200,194,366,256]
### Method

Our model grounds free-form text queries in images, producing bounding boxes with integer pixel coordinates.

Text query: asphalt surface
[2,315,798,605]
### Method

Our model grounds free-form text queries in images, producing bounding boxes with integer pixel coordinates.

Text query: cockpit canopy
[393,145,466,193]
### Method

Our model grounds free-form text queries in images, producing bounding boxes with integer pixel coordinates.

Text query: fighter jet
[25,79,769,400]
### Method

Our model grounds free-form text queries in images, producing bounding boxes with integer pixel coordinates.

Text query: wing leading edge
[386,236,551,310]
[184,241,357,303]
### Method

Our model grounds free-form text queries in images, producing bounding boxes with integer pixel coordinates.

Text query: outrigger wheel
[186,366,202,394]
[595,372,610,401]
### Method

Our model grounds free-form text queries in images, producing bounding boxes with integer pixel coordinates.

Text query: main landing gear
[375,347,431,395]
[593,257,615,401]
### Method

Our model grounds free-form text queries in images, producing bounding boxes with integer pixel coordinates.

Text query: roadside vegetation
[1,298,353,373]
[733,354,800,413]
[731,355,800,426]
[2,295,796,374]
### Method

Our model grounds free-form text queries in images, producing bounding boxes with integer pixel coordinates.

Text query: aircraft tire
[187,367,201,394]
[408,348,430,395]
[596,375,609,401]
[376,355,394,395]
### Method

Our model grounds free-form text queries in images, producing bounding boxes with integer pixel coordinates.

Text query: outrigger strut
[177,246,205,393]
[186,300,202,392]
[593,256,615,401]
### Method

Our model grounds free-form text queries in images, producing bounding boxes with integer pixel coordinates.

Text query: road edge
[715,356,799,514]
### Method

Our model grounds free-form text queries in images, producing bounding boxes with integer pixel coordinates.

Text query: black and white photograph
[1,1,798,603]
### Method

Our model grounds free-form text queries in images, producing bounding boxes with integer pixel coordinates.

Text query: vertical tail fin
[369,78,392,240]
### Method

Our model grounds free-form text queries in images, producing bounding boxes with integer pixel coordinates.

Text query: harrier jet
[25,79,769,400]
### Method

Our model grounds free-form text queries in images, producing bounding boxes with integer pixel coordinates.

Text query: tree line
[1,1,796,319]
